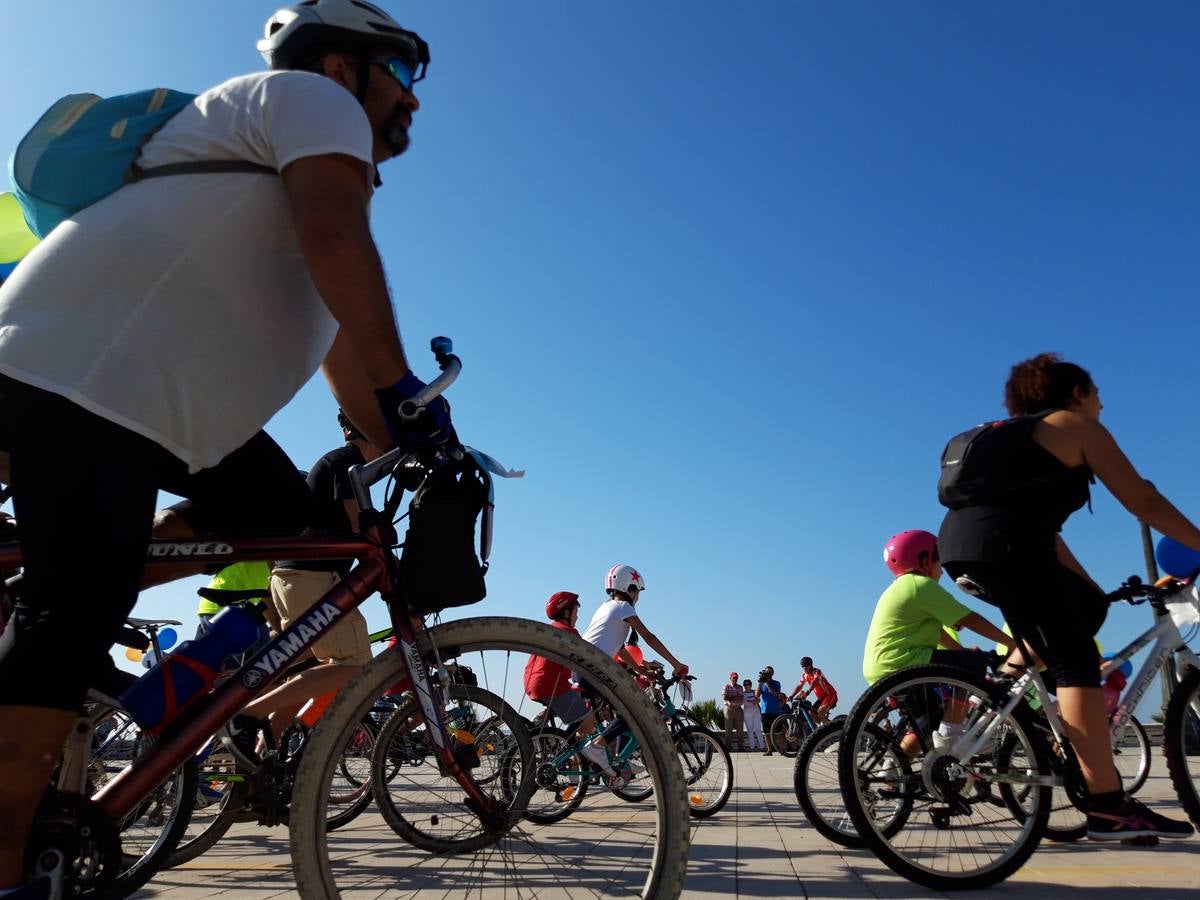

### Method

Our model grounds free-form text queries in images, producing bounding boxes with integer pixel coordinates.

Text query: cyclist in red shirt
[523,591,620,781]
[788,656,838,725]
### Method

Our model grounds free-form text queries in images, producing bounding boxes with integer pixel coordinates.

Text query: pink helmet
[883,530,938,576]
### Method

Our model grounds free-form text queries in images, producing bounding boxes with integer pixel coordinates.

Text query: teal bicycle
[526,673,733,822]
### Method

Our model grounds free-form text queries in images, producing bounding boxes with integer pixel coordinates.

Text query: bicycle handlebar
[652,673,697,690]
[348,337,463,509]
[399,336,461,422]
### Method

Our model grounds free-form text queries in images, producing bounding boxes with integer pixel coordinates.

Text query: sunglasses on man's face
[371,56,416,91]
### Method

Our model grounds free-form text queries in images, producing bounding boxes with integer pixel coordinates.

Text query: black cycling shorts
[0,376,311,711]
[943,558,1106,689]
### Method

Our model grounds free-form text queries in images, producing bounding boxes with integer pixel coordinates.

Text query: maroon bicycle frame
[0,527,501,823]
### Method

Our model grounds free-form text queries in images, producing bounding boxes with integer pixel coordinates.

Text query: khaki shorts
[270,568,372,665]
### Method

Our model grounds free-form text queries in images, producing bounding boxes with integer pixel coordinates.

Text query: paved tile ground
[136,749,1200,899]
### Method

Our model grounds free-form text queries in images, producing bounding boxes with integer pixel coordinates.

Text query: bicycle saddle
[196,587,269,606]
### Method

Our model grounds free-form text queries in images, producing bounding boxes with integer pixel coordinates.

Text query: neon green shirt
[195,561,271,616]
[862,574,970,685]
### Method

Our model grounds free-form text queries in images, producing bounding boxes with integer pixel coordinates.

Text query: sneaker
[1087,796,1194,841]
[608,763,635,791]
[763,750,773,756]
[580,743,613,773]
[221,714,266,771]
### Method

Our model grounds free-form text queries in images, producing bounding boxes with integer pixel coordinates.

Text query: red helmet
[883,530,938,576]
[545,591,580,620]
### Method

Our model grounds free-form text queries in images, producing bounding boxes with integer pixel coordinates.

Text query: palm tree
[687,698,725,731]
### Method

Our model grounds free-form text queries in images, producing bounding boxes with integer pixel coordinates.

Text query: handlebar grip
[398,339,462,422]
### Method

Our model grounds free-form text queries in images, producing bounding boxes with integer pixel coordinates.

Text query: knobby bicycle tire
[290,616,690,900]
[838,664,1052,891]
[1163,665,1200,829]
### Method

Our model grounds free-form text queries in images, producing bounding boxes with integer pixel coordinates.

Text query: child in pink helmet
[863,530,1010,754]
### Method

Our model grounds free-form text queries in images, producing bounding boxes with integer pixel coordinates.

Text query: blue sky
[3,2,1200,711]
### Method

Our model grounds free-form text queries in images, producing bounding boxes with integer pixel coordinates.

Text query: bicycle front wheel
[1114,714,1151,796]
[676,726,733,817]
[290,616,689,899]
[794,721,874,848]
[839,665,1051,891]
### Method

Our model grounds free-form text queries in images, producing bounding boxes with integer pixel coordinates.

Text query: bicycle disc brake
[24,791,122,897]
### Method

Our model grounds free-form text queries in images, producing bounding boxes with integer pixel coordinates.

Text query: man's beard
[381,105,411,156]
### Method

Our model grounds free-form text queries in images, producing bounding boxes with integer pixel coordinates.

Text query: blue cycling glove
[375,372,455,450]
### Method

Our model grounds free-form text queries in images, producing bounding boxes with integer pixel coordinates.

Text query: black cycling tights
[944,558,1107,689]
[0,376,311,711]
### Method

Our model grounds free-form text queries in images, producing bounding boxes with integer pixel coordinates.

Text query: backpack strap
[124,159,276,183]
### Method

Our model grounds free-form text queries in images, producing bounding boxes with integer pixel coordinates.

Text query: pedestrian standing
[722,671,746,751]
[742,678,764,750]
[757,665,787,756]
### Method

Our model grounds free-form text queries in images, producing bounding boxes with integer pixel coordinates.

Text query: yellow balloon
[124,646,144,663]
[0,193,39,264]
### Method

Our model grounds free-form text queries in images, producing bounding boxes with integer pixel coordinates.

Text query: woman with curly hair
[939,353,1200,841]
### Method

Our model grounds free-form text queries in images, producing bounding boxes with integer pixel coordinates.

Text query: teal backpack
[10,88,274,238]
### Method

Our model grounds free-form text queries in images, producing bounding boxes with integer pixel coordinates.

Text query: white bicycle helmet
[257,0,429,77]
[605,564,646,597]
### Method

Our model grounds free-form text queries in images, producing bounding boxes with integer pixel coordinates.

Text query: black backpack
[937,411,1057,509]
[397,455,491,616]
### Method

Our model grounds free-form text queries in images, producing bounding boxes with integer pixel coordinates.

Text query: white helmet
[257,0,429,76]
[606,564,645,597]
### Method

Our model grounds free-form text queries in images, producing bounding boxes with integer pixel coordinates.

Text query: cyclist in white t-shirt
[581,564,689,679]
[0,3,457,894]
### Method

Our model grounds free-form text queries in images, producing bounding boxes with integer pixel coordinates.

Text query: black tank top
[938,439,1093,564]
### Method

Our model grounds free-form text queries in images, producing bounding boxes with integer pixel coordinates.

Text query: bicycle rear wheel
[324,716,376,831]
[83,704,197,895]
[522,724,591,824]
[839,665,1051,891]
[771,714,804,758]
[290,617,689,899]
[1163,666,1200,829]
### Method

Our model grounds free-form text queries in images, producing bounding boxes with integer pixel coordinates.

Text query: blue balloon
[0,260,16,281]
[1156,536,1200,578]
[157,627,177,651]
[1102,653,1133,679]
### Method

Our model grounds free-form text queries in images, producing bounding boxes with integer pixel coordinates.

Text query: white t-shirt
[0,71,375,471]
[581,599,638,659]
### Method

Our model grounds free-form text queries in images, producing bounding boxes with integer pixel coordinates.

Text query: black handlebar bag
[397,456,490,616]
